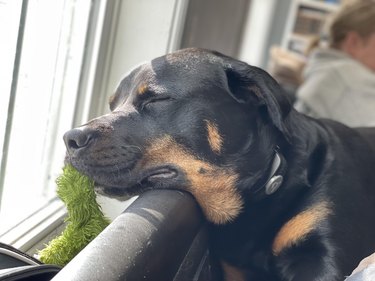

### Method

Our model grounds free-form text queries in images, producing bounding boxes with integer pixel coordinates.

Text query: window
[0,0,190,251]
[0,0,92,239]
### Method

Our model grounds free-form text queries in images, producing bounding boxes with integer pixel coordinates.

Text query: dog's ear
[221,56,292,142]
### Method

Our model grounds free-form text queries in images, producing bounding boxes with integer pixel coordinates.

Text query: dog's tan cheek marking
[272,201,331,255]
[141,135,243,224]
[205,120,223,154]
[221,262,246,281]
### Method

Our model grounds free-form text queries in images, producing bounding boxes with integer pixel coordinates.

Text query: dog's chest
[210,225,277,278]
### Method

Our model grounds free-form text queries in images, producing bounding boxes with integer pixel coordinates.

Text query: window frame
[0,0,27,206]
[0,0,104,251]
[0,0,190,253]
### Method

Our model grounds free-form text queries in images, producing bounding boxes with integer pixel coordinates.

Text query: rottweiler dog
[64,48,375,281]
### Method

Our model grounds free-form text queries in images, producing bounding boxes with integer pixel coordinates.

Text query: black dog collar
[254,148,287,196]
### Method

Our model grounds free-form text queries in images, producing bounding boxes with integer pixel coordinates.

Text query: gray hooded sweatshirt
[294,48,375,127]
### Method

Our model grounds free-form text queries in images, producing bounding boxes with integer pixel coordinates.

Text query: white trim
[74,0,109,126]
[166,0,190,53]
[87,0,122,120]
[282,0,300,49]
[238,0,278,67]
[0,200,66,252]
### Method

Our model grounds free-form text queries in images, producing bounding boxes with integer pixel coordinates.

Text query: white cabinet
[282,0,340,54]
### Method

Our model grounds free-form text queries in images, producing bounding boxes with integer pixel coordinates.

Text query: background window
[0,0,92,236]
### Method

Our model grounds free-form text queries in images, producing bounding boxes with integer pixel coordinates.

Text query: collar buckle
[254,148,286,196]
[265,175,283,195]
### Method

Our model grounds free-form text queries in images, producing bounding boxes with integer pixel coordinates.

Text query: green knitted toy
[38,165,110,266]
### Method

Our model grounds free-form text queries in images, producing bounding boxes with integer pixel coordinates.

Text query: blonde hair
[329,0,375,48]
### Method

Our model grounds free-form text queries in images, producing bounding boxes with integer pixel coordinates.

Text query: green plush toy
[38,165,110,266]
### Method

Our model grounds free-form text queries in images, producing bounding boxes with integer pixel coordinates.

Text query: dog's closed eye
[140,96,173,110]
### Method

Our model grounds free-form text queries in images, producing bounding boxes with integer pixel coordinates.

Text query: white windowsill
[0,199,66,253]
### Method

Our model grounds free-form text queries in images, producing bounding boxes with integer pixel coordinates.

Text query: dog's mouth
[142,166,178,181]
[92,165,180,198]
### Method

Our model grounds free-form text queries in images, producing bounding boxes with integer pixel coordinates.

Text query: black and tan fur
[64,48,375,281]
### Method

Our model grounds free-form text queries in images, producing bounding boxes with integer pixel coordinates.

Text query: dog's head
[64,48,293,224]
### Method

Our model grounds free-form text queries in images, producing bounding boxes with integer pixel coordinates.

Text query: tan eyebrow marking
[205,120,223,154]
[139,135,243,224]
[137,83,149,95]
[272,201,332,255]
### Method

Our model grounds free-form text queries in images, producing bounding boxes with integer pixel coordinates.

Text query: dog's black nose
[63,128,93,154]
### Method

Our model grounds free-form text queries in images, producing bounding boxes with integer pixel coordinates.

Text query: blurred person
[294,0,375,127]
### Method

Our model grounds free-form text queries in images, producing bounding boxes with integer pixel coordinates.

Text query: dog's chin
[94,184,141,200]
[93,166,180,200]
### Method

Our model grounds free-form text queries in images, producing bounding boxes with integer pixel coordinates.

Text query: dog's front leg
[221,261,280,281]
[274,242,341,281]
